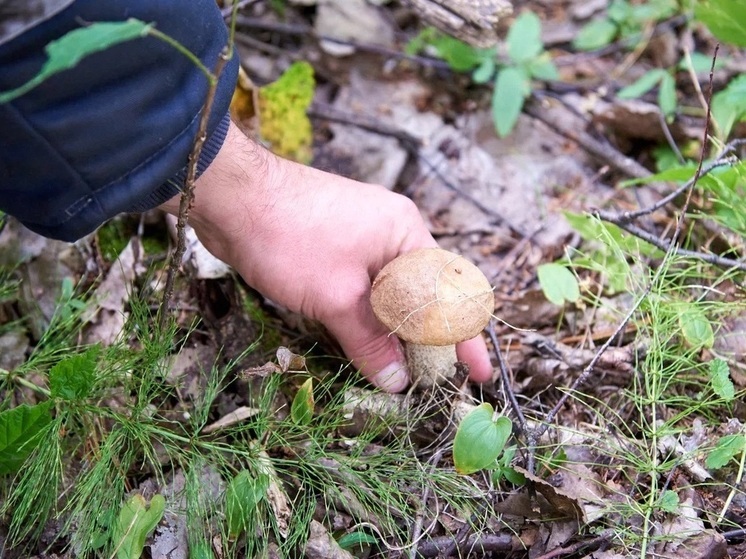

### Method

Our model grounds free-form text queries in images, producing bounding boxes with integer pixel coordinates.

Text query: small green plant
[452,403,512,475]
[490,446,526,486]
[572,0,678,51]
[225,469,270,540]
[409,11,558,137]
[694,0,746,48]
[617,68,678,120]
[537,262,581,306]
[112,494,166,559]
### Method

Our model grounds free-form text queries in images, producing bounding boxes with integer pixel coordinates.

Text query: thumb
[324,304,410,393]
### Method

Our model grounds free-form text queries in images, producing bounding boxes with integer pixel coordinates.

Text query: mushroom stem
[405,343,458,388]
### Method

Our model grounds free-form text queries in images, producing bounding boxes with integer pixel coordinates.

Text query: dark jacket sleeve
[0,0,239,241]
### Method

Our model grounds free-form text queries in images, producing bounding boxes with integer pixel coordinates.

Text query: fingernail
[370,362,409,393]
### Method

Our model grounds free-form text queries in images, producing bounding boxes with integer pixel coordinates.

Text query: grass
[0,268,511,558]
[537,218,746,557]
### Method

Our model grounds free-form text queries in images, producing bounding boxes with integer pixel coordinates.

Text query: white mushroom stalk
[370,248,494,388]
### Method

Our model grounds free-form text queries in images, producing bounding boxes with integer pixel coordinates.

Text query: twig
[723,527,746,542]
[593,217,746,271]
[308,102,422,150]
[309,102,527,236]
[597,140,745,223]
[533,529,615,559]
[439,516,477,558]
[415,533,522,557]
[232,16,452,70]
[536,282,649,441]
[159,12,238,326]
[596,50,746,272]
[408,450,444,559]
[524,93,658,182]
[486,322,527,432]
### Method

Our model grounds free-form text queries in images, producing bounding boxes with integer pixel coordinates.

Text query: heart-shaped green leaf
[537,263,580,306]
[453,403,512,475]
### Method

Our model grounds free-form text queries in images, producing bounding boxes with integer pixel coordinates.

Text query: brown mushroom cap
[370,248,494,346]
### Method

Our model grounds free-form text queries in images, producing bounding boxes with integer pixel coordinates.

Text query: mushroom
[370,248,494,388]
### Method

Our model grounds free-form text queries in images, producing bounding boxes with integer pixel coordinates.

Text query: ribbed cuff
[127,111,232,213]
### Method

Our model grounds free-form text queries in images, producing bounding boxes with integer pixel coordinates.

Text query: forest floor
[1,1,745,558]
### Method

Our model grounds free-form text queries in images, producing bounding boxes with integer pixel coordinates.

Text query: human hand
[159,122,493,391]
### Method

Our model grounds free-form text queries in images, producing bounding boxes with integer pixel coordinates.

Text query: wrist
[158,121,273,264]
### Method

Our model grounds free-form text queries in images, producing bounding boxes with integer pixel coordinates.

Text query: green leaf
[620,164,697,187]
[338,531,378,550]
[618,69,667,99]
[507,11,543,63]
[709,358,735,401]
[528,54,559,81]
[472,58,496,84]
[537,263,580,306]
[608,0,633,24]
[678,308,714,349]
[657,490,679,513]
[630,0,677,23]
[711,74,746,140]
[500,466,527,485]
[453,403,512,475]
[291,377,314,425]
[706,434,746,470]
[572,19,619,51]
[112,494,165,559]
[431,35,491,72]
[563,211,660,258]
[0,402,53,475]
[225,470,269,539]
[492,66,530,137]
[49,345,100,401]
[0,19,152,104]
[658,73,677,120]
[695,0,746,47]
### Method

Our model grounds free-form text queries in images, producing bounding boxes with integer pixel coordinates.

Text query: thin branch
[533,529,615,559]
[524,93,658,182]
[159,48,232,327]
[593,217,746,272]
[596,150,739,223]
[486,322,527,431]
[538,49,730,441]
[415,533,522,557]
[309,102,528,236]
[232,16,452,70]
[536,281,649,440]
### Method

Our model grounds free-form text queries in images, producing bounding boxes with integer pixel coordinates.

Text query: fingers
[325,304,410,393]
[456,335,494,383]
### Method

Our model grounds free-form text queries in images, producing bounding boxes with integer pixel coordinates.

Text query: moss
[258,62,315,163]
